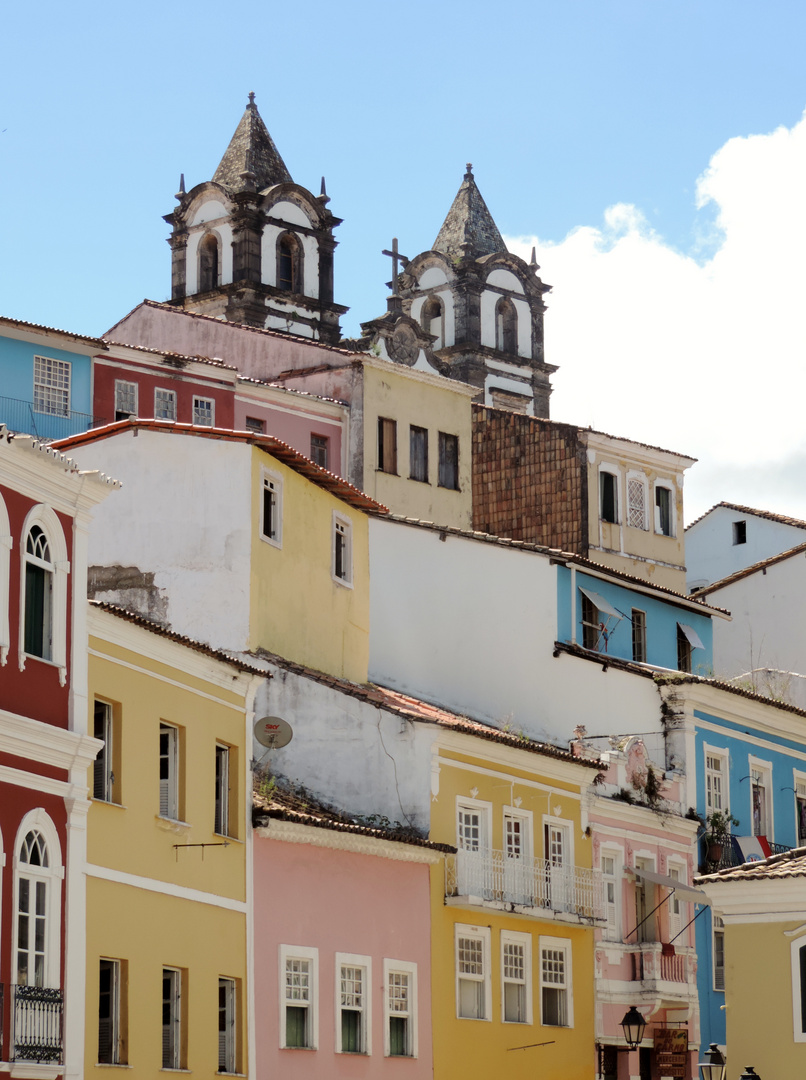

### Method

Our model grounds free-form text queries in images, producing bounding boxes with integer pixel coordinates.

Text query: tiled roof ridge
[473,403,697,463]
[2,429,121,487]
[685,501,806,533]
[696,844,806,883]
[694,540,806,596]
[374,512,727,613]
[252,784,454,852]
[655,671,806,720]
[235,372,348,407]
[108,300,364,359]
[553,641,660,680]
[0,313,105,348]
[52,419,387,514]
[103,339,239,370]
[90,602,270,674]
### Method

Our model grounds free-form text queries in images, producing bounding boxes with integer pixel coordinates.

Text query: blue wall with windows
[0,333,96,439]
[556,566,714,672]
[694,708,806,1051]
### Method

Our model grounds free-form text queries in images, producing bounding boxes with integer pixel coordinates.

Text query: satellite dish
[254,716,293,750]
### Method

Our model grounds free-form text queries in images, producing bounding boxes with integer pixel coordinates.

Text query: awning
[625,865,711,906]
[579,587,622,620]
[678,622,705,650]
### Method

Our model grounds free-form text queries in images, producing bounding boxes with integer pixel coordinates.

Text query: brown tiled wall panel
[471,405,587,551]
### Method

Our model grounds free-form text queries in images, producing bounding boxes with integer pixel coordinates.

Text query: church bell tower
[164,94,347,343]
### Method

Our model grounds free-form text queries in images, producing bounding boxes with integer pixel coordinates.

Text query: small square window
[193,397,215,426]
[260,470,283,548]
[310,435,329,470]
[114,380,138,421]
[155,388,177,421]
[333,513,353,586]
[245,416,265,435]
[733,520,747,545]
[378,418,397,474]
[409,426,428,483]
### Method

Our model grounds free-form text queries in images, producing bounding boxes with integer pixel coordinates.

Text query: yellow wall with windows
[723,920,806,1079]
[360,360,474,530]
[85,610,256,1080]
[429,738,598,1080]
[249,446,370,683]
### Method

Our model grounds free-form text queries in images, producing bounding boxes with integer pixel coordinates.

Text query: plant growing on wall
[704,809,740,863]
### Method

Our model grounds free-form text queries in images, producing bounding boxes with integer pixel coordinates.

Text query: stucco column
[63,791,91,1080]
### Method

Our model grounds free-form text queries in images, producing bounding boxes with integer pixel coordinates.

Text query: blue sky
[4,1,806,519]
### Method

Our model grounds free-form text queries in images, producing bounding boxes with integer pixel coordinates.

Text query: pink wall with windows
[233,393,346,475]
[252,831,435,1078]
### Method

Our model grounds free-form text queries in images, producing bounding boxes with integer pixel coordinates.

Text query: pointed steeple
[432,164,506,260]
[212,92,292,193]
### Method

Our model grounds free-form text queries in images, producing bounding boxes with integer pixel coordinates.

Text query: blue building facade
[0,318,104,439]
[556,563,716,672]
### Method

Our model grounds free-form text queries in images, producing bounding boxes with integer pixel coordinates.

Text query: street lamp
[698,1044,726,1080]
[738,1070,761,1079]
[620,1006,647,1050]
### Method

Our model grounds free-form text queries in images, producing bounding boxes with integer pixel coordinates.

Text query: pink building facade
[252,795,445,1078]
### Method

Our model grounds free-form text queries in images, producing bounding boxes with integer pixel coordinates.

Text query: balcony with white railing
[445,849,604,922]
[627,943,697,997]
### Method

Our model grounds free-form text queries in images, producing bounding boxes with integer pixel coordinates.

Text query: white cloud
[506,110,806,523]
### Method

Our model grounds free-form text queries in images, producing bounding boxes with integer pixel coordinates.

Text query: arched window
[495,297,518,355]
[24,526,53,661]
[421,297,444,350]
[19,506,69,683]
[276,233,303,294]
[199,233,220,292]
[13,812,62,990]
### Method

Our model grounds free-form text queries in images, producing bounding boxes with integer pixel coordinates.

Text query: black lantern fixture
[620,1006,647,1050]
[738,1070,761,1080]
[698,1043,727,1080]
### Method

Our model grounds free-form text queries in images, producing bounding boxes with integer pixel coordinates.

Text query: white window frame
[599,466,620,525]
[653,481,676,537]
[162,967,182,1069]
[279,944,318,1050]
[260,467,283,549]
[600,847,622,942]
[539,935,573,1028]
[712,914,725,993]
[214,744,230,837]
[33,355,71,417]
[667,860,687,941]
[332,512,353,588]
[154,387,177,421]
[456,798,492,853]
[114,379,138,420]
[383,958,418,1058]
[0,492,10,667]
[704,745,729,819]
[12,810,63,991]
[18,505,69,685]
[193,396,215,427]
[159,723,179,821]
[626,471,648,530]
[501,930,532,1025]
[218,977,237,1074]
[791,933,806,1041]
[748,755,774,840]
[93,699,115,802]
[455,924,491,1022]
[98,957,122,1065]
[335,952,371,1054]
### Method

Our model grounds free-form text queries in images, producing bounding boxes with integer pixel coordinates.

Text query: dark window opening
[655,486,673,535]
[733,520,747,545]
[378,418,397,474]
[677,625,692,673]
[600,472,618,524]
[389,1016,408,1056]
[495,297,518,354]
[286,1006,307,1048]
[277,234,303,294]
[438,432,459,490]
[582,594,600,651]
[421,297,444,349]
[199,233,220,292]
[311,435,329,470]
[631,609,647,663]
[409,426,428,482]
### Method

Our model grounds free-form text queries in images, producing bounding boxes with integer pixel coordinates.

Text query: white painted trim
[0,708,102,772]
[748,753,774,841]
[791,933,806,1041]
[278,944,319,1050]
[653,479,677,538]
[12,811,63,990]
[331,510,353,588]
[456,796,493,852]
[383,958,418,1058]
[259,466,283,549]
[694,715,806,757]
[538,934,574,1029]
[500,930,533,1025]
[84,863,247,911]
[454,923,492,1022]
[334,952,372,1055]
[703,742,730,819]
[18,503,70,683]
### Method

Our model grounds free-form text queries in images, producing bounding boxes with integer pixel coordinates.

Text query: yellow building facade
[84,603,264,1080]
[429,729,602,1080]
[358,358,475,530]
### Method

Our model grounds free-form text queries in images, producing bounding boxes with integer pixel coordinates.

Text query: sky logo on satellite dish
[254,716,293,749]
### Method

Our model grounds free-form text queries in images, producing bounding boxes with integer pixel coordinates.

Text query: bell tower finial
[248,91,256,106]
[465,162,473,180]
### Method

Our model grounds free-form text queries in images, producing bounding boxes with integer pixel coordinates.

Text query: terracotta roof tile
[696,845,806,883]
[686,501,806,533]
[0,313,105,349]
[694,541,806,596]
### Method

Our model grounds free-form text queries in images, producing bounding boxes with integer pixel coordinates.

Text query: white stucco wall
[708,555,806,700]
[479,290,531,357]
[409,288,455,348]
[65,431,253,650]
[686,507,806,589]
[186,222,234,293]
[261,222,319,298]
[252,666,437,830]
[368,518,663,747]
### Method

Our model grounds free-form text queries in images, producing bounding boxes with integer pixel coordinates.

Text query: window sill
[280,1047,316,1052]
[93,799,126,810]
[159,1070,192,1074]
[336,1051,369,1055]
[376,469,399,477]
[437,485,461,492]
[94,1065,132,1069]
[259,534,283,550]
[408,477,430,485]
[213,833,243,844]
[332,575,354,590]
[155,815,191,832]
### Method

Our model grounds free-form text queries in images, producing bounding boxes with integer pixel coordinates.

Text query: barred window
[627,477,647,529]
[34,356,71,417]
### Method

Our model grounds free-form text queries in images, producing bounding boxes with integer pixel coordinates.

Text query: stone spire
[432,164,506,260]
[212,92,292,193]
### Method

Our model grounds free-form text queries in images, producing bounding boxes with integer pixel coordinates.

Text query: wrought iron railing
[0,396,105,441]
[13,984,63,1063]
[445,849,604,920]
[701,835,793,872]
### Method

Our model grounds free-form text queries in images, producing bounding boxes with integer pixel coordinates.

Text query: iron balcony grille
[13,984,63,1063]
[446,849,605,921]
[701,834,793,872]
[0,396,105,441]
